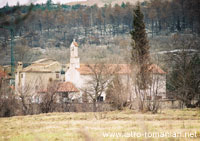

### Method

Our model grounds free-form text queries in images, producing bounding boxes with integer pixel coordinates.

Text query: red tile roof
[77,64,131,75]
[39,82,79,93]
[76,64,166,75]
[0,70,7,78]
[148,64,166,74]
[57,82,79,92]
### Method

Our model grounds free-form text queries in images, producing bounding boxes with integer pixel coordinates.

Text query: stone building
[15,58,65,94]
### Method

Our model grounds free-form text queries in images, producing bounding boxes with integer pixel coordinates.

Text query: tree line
[143,0,200,36]
[0,0,199,49]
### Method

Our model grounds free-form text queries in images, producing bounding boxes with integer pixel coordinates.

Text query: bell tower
[70,39,80,68]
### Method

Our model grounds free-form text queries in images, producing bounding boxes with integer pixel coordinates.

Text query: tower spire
[70,39,80,68]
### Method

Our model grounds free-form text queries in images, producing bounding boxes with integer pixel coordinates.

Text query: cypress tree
[130,3,151,89]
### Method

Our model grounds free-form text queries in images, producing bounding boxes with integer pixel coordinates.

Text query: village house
[15,39,166,103]
[15,57,80,102]
[15,58,63,92]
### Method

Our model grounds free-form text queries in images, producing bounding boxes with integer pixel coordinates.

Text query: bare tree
[146,72,163,113]
[166,35,200,108]
[106,75,128,110]
[0,77,17,117]
[16,82,34,115]
[39,80,59,113]
[82,63,116,112]
[15,42,30,62]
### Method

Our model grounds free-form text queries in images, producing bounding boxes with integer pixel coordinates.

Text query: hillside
[0,0,199,66]
[67,0,147,7]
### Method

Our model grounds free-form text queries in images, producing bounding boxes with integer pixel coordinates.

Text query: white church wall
[65,67,81,86]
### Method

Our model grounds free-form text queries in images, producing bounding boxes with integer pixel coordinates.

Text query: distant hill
[66,0,147,7]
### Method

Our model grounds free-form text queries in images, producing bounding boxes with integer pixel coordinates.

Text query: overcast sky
[0,0,81,8]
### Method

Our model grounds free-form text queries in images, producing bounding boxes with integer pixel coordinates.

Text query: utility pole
[10,27,15,76]
[0,3,33,78]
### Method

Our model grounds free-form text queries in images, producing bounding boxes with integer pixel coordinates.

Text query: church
[65,39,167,102]
[15,39,166,102]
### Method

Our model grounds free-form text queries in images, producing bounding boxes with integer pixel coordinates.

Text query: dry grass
[0,109,200,140]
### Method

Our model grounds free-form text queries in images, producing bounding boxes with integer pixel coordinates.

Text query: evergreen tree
[6,2,9,7]
[130,3,151,89]
[46,0,52,10]
[121,2,126,8]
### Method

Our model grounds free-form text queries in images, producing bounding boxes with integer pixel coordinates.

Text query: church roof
[76,64,131,75]
[76,64,166,75]
[73,41,79,47]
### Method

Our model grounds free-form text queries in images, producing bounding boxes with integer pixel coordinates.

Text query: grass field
[0,109,200,141]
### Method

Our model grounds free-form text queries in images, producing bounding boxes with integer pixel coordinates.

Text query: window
[60,70,65,75]
[56,73,59,79]
[62,92,69,103]
[62,92,69,98]
[21,74,23,78]
[49,78,53,82]
[97,96,104,102]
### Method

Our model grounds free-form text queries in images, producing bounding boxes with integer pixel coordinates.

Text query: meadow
[0,109,200,141]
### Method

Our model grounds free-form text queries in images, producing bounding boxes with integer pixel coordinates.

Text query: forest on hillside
[0,0,199,65]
